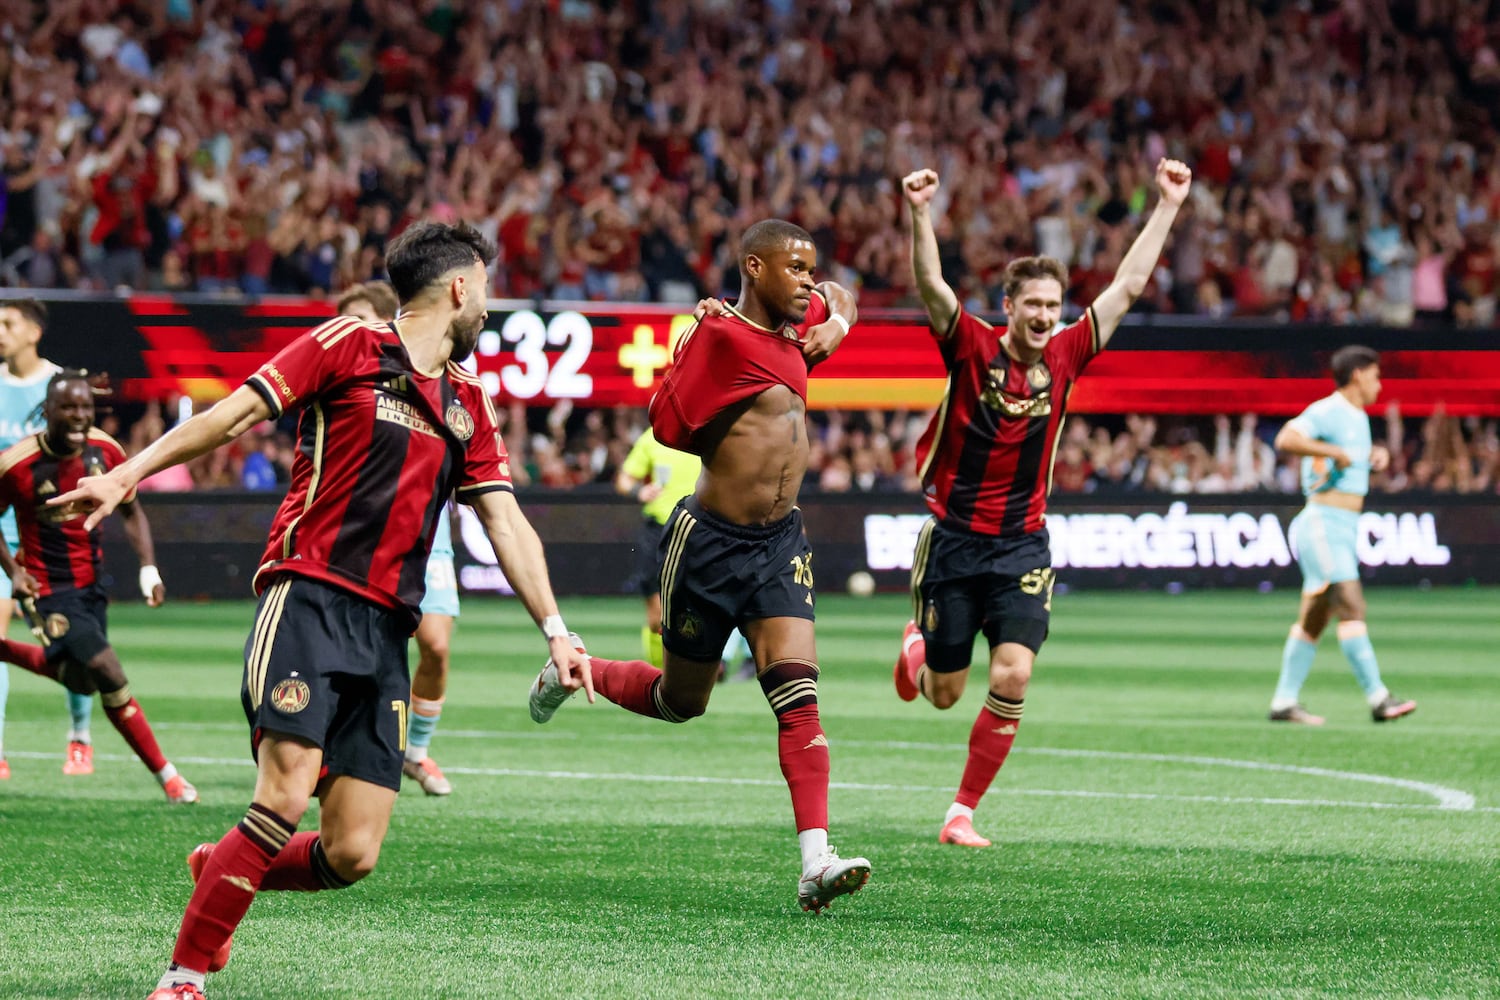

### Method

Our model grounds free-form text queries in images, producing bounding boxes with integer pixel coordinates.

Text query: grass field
[0,588,1496,999]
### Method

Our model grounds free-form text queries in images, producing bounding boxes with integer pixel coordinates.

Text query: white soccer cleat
[402,756,453,795]
[528,632,587,724]
[797,849,871,914]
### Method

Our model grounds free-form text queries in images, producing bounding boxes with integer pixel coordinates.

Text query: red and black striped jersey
[914,307,1100,537]
[244,317,510,624]
[0,429,136,596]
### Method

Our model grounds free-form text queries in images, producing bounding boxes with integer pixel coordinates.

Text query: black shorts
[657,497,815,662]
[910,517,1054,670]
[632,517,667,597]
[36,586,111,665]
[241,576,412,791]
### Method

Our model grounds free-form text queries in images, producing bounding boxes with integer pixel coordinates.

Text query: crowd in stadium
[4,0,1500,324]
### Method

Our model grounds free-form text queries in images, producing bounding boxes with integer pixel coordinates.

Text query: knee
[927,678,964,710]
[417,637,450,673]
[321,830,383,884]
[989,657,1033,696]
[661,689,708,722]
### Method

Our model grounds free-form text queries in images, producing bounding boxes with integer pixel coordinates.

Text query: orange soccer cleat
[893,621,921,702]
[147,985,206,1000]
[63,741,94,775]
[187,844,233,973]
[0,758,9,780]
[939,814,992,848]
[402,756,453,796]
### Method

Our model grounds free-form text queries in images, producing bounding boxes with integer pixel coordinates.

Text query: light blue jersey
[1287,391,1372,497]
[0,360,61,549]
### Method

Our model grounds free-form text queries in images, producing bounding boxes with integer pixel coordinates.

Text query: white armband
[541,614,569,641]
[829,313,850,335]
[139,565,163,597]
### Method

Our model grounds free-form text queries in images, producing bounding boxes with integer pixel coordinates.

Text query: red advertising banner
[15,293,1500,415]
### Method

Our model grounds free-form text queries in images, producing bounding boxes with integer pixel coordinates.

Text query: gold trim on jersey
[281,402,326,559]
[916,381,953,483]
[0,436,41,478]
[658,507,698,637]
[909,517,936,624]
[245,578,293,710]
[1043,387,1076,502]
[312,316,362,351]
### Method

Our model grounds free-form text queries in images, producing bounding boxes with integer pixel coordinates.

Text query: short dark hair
[2,298,48,330]
[739,219,814,270]
[1002,256,1069,300]
[1331,345,1379,387]
[337,280,400,320]
[384,221,497,304]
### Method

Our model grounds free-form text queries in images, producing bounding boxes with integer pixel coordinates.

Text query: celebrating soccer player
[0,371,193,802]
[528,219,872,913]
[337,280,458,795]
[1267,346,1416,725]
[892,160,1192,848]
[53,222,592,1000]
[0,299,94,780]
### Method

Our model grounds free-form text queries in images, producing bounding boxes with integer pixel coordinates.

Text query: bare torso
[695,384,808,525]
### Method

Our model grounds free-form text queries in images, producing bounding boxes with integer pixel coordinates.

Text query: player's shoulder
[306,315,387,349]
[444,362,500,423]
[86,428,127,455]
[0,434,41,477]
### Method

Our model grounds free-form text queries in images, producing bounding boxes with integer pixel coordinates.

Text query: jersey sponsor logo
[445,400,474,441]
[373,388,439,437]
[261,364,296,403]
[270,678,311,714]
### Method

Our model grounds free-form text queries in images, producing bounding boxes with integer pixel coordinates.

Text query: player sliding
[0,371,194,802]
[528,219,872,913]
[893,160,1192,848]
[53,221,592,1000]
[1267,345,1416,725]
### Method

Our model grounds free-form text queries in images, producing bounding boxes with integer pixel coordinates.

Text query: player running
[1267,345,1416,725]
[892,161,1192,848]
[529,219,871,913]
[0,370,193,802]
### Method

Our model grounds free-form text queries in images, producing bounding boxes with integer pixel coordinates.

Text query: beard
[448,308,484,363]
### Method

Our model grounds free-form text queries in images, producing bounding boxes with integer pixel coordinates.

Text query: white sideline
[5,748,1488,813]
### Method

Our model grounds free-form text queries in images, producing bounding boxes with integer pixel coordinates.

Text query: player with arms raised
[892,161,1192,848]
[0,371,191,801]
[54,221,592,1000]
[528,219,871,913]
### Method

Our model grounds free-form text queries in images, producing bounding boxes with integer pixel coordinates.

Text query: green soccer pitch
[1,589,1496,999]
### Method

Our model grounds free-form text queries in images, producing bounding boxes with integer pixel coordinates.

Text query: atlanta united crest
[1026,362,1052,391]
[445,401,474,441]
[271,678,311,714]
[44,613,70,639]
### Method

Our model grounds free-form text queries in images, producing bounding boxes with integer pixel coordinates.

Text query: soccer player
[614,426,700,669]
[0,299,91,780]
[337,280,456,795]
[54,222,591,1000]
[892,161,1193,848]
[529,219,872,914]
[0,371,193,802]
[1268,346,1416,725]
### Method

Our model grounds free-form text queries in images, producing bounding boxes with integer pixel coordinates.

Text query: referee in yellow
[615,428,701,668]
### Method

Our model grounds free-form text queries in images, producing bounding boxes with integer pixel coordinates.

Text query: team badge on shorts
[923,600,939,633]
[676,608,704,641]
[270,678,311,714]
[44,613,70,639]
[445,401,474,441]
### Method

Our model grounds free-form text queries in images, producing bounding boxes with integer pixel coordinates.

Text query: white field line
[6,748,1491,814]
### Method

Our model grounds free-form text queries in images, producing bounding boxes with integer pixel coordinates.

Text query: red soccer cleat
[187,844,233,973]
[939,814,992,848]
[0,758,9,780]
[63,741,94,775]
[147,985,205,1000]
[893,621,921,702]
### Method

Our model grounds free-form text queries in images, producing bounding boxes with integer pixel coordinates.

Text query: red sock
[102,693,168,772]
[955,693,1023,810]
[760,659,830,831]
[261,832,352,892]
[903,633,926,689]
[591,658,671,720]
[173,804,295,972]
[0,637,54,678]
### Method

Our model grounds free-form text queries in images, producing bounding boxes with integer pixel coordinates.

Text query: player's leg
[258,772,396,892]
[1329,580,1415,721]
[939,570,1049,849]
[155,733,323,993]
[745,614,870,913]
[404,611,454,795]
[1271,508,1334,724]
[81,645,194,801]
[911,579,985,710]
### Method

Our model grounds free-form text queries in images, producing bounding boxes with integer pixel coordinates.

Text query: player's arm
[1274,421,1351,469]
[53,385,272,530]
[1089,159,1192,350]
[615,435,661,503]
[468,488,594,703]
[902,169,960,337]
[116,499,166,607]
[800,281,857,365]
[0,534,37,600]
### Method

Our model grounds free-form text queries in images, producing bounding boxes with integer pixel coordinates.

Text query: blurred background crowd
[3,0,1499,496]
